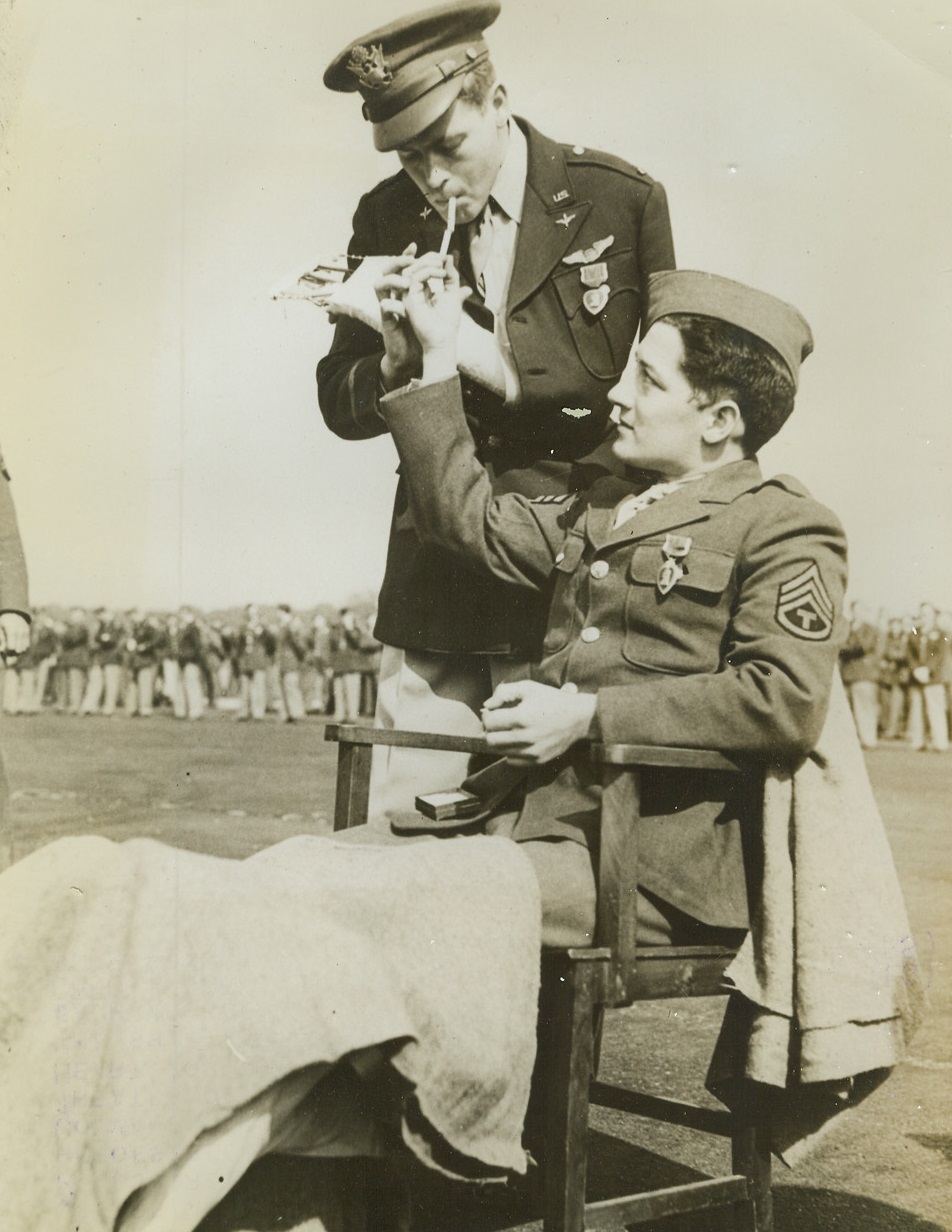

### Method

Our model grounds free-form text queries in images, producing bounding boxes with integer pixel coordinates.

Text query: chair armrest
[324,722,489,757]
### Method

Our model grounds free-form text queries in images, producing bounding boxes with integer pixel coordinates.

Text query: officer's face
[395,88,509,226]
[609,324,710,478]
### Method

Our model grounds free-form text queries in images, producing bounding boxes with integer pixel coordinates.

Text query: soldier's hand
[376,243,422,390]
[481,680,597,764]
[402,254,470,381]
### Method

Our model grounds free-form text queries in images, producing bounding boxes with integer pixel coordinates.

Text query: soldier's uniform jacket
[907,625,950,687]
[381,376,848,929]
[317,118,675,657]
[839,621,882,685]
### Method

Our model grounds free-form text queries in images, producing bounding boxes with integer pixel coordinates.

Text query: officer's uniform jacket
[381,376,848,929]
[317,118,675,656]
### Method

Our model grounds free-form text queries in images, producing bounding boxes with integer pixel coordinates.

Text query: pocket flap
[628,543,734,594]
[553,532,585,573]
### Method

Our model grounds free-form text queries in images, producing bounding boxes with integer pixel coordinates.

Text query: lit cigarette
[427,196,457,297]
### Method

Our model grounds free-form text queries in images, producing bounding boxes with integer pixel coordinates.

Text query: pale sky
[1,0,950,615]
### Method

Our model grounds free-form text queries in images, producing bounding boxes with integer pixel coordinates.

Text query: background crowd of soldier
[840,600,952,753]
[0,602,381,724]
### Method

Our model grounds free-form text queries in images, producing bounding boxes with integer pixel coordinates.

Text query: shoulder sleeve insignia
[775,561,834,641]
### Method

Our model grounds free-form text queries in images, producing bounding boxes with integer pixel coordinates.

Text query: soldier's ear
[701,399,742,446]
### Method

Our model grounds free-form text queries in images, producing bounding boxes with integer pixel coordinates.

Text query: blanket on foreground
[0,832,541,1232]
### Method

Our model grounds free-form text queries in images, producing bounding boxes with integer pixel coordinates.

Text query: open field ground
[2,710,950,1231]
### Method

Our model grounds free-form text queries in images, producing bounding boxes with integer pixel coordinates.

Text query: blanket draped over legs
[0,833,541,1232]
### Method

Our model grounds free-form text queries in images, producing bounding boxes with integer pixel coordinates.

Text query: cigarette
[439,196,457,257]
[427,197,457,297]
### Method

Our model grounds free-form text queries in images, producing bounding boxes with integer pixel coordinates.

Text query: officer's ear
[700,398,743,447]
[490,82,510,127]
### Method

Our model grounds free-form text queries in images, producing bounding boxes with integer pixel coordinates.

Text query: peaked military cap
[644,270,814,387]
[324,2,501,152]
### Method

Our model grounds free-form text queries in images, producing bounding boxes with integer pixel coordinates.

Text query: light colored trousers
[907,684,949,752]
[846,679,879,749]
[366,644,529,825]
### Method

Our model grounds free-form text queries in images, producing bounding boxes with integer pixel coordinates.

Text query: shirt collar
[490,120,527,224]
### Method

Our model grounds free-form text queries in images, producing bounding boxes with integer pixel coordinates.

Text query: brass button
[590,560,609,580]
[580,626,600,643]
[555,551,565,564]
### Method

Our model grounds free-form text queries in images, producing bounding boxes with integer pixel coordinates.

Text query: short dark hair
[664,313,796,455]
[457,57,497,110]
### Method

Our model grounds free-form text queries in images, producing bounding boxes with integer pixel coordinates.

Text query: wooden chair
[324,723,773,1232]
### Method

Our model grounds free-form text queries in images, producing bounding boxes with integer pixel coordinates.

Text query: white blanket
[0,832,541,1232]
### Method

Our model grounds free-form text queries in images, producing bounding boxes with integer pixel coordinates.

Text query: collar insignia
[555,212,576,228]
[346,43,393,91]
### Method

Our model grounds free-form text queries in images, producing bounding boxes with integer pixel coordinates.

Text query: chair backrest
[324,725,761,1007]
[590,742,753,1006]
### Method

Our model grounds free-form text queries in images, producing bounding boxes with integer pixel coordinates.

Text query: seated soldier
[371,257,848,948]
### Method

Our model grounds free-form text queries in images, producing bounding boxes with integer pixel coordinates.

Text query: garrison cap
[324,2,501,152]
[644,270,814,387]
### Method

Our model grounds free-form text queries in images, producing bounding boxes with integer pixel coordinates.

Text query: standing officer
[838,601,882,749]
[906,601,950,752]
[319,1,675,816]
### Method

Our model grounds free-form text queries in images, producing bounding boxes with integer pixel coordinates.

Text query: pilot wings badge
[563,235,615,266]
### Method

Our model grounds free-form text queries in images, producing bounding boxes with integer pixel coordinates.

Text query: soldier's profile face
[395,88,509,226]
[609,324,709,479]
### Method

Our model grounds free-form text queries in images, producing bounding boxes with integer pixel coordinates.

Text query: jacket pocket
[622,542,736,673]
[542,532,586,654]
[553,248,641,380]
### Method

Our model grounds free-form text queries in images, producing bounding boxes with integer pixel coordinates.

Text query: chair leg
[731,1099,773,1232]
[536,954,601,1232]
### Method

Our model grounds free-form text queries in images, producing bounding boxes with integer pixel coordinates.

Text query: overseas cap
[644,270,814,387]
[324,2,501,152]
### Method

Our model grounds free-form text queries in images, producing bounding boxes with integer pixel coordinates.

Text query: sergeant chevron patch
[775,562,834,640]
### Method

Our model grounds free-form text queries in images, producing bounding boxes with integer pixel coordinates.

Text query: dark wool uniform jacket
[380,376,848,930]
[317,118,675,657]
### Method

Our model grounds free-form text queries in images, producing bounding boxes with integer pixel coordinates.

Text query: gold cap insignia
[346,44,393,91]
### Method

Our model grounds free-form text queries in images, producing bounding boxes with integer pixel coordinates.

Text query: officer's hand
[481,680,597,764]
[375,243,422,390]
[0,612,30,662]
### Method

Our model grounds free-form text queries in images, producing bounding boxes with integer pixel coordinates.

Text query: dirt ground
[2,709,950,1231]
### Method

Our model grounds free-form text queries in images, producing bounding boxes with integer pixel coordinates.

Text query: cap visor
[373,77,465,151]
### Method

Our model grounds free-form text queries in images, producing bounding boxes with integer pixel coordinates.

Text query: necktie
[468,200,496,300]
[612,476,702,530]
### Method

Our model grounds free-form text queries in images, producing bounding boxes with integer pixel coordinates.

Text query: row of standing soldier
[1,602,381,724]
[840,600,952,751]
